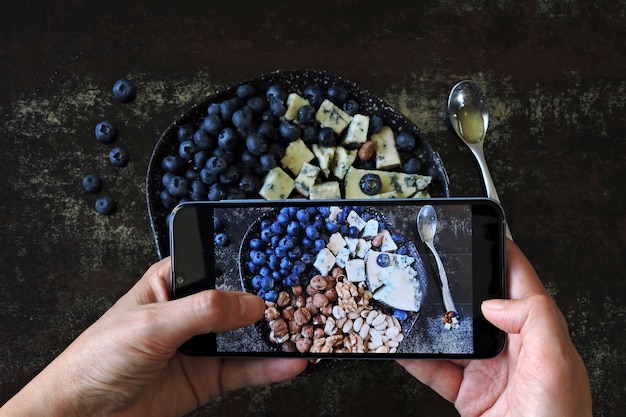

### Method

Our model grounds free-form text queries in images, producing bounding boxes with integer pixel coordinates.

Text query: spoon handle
[427,242,457,313]
[470,145,513,240]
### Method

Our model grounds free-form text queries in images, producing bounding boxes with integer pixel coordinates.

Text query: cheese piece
[309,181,341,200]
[345,258,366,282]
[313,248,336,275]
[312,144,335,177]
[259,167,295,200]
[379,229,398,252]
[315,99,353,135]
[335,247,351,268]
[331,146,358,180]
[372,275,421,312]
[327,232,347,255]
[284,93,310,121]
[281,139,314,176]
[344,237,359,255]
[344,167,431,199]
[371,126,401,169]
[365,251,416,292]
[294,162,320,197]
[355,239,371,259]
[361,219,379,239]
[347,210,366,231]
[343,114,370,147]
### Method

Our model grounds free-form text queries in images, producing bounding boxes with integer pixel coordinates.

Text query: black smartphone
[170,198,506,359]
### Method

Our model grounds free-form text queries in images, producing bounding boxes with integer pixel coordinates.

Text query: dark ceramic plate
[146,69,450,259]
[238,205,429,354]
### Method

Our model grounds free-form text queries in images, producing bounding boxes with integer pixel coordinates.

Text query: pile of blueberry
[83,79,136,215]
[157,82,386,209]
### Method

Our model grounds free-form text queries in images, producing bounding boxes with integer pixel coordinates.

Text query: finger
[396,359,463,403]
[505,240,548,299]
[117,257,173,307]
[219,358,308,393]
[153,290,265,347]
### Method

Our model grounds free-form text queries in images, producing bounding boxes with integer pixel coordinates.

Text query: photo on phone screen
[170,198,506,359]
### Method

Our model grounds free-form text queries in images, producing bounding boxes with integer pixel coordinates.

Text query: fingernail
[239,293,263,319]
[482,299,510,310]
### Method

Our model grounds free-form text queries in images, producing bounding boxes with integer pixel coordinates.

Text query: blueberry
[342,99,359,116]
[393,309,408,321]
[264,290,278,303]
[278,121,301,142]
[167,175,188,198]
[313,239,326,252]
[260,274,274,290]
[226,187,246,200]
[402,157,422,174]
[268,97,286,117]
[288,246,302,260]
[199,167,217,185]
[369,114,384,134]
[178,140,197,161]
[247,96,267,115]
[286,274,300,287]
[177,124,195,142]
[240,151,260,168]
[296,209,310,223]
[302,125,319,145]
[236,83,256,98]
[193,150,210,170]
[318,127,337,146]
[259,154,276,172]
[348,226,360,238]
[109,147,129,167]
[327,84,348,105]
[246,132,268,156]
[279,257,293,271]
[376,253,391,267]
[252,275,263,289]
[201,114,223,136]
[218,127,240,151]
[207,183,226,201]
[205,156,228,175]
[95,195,116,215]
[212,147,236,164]
[94,121,118,143]
[296,104,316,125]
[220,98,240,121]
[190,180,208,200]
[267,142,285,162]
[279,235,295,250]
[207,103,221,116]
[112,79,136,102]
[266,84,288,102]
[232,106,255,132]
[159,189,177,209]
[219,165,240,185]
[303,84,324,108]
[250,238,266,251]
[359,173,382,195]
[82,174,102,193]
[215,232,230,246]
[162,155,186,174]
[193,129,213,150]
[239,174,260,195]
[325,221,339,234]
[257,121,276,139]
[395,132,416,151]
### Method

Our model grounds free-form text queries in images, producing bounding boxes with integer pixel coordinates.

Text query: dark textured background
[1,1,625,416]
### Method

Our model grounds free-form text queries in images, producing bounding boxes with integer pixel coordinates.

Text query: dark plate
[238,205,429,354]
[146,69,450,259]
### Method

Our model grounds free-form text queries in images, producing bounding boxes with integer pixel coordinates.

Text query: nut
[264,306,280,321]
[312,293,329,308]
[291,285,303,296]
[371,233,384,248]
[313,327,326,340]
[294,307,312,326]
[358,140,377,161]
[320,304,333,317]
[281,341,297,353]
[310,275,328,291]
[281,306,295,322]
[330,266,345,280]
[312,313,327,326]
[305,297,319,316]
[292,294,306,309]
[324,287,338,303]
[306,284,318,296]
[301,324,314,339]
[296,338,312,353]
[270,318,289,339]
[277,291,291,307]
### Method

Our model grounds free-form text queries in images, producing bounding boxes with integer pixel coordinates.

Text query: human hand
[1,258,308,417]
[398,240,593,416]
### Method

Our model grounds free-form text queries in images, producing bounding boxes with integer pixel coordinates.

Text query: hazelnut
[305,297,319,316]
[277,291,291,307]
[313,293,329,308]
[281,306,295,322]
[320,304,333,317]
[296,337,312,353]
[294,307,312,325]
[358,140,377,161]
[292,294,306,309]
[331,266,344,280]
[281,340,297,353]
[291,285,303,296]
[306,284,318,296]
[312,313,327,326]
[310,275,328,291]
[301,324,314,339]
[270,318,289,339]
[313,327,326,340]
[372,233,384,248]
[288,320,302,335]
[324,287,338,303]
[264,306,280,321]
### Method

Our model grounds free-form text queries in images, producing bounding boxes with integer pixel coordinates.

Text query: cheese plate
[146,69,449,259]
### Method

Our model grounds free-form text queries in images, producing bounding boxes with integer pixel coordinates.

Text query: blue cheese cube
[294,162,320,197]
[372,126,401,170]
[344,237,359,255]
[331,146,358,180]
[345,258,366,282]
[310,181,341,200]
[361,219,379,239]
[281,139,315,176]
[311,144,335,177]
[355,238,371,259]
[259,167,295,200]
[379,229,399,252]
[315,99,353,135]
[327,232,347,255]
[335,247,351,268]
[343,114,369,146]
[284,93,310,121]
[313,247,336,276]
[347,210,367,231]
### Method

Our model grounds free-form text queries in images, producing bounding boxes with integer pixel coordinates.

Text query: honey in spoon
[456,104,484,144]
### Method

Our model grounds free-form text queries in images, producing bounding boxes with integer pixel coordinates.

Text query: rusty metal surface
[1,1,625,416]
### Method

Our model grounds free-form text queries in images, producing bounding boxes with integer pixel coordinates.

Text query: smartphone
[170,197,506,359]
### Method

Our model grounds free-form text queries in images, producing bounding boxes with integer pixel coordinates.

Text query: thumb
[156,290,265,347]
[481,294,569,338]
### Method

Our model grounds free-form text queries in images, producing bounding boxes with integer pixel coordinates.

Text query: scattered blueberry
[109,147,129,167]
[95,195,116,215]
[215,232,230,247]
[395,132,416,151]
[393,309,408,321]
[82,174,102,193]
[95,121,118,143]
[402,157,422,174]
[112,79,137,102]
[359,173,382,195]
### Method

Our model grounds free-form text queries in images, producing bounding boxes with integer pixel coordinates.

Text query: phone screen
[170,198,505,359]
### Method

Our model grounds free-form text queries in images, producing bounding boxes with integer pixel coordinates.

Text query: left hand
[1,258,308,417]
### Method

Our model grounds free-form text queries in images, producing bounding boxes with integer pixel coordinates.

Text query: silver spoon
[448,80,512,239]
[417,205,458,324]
